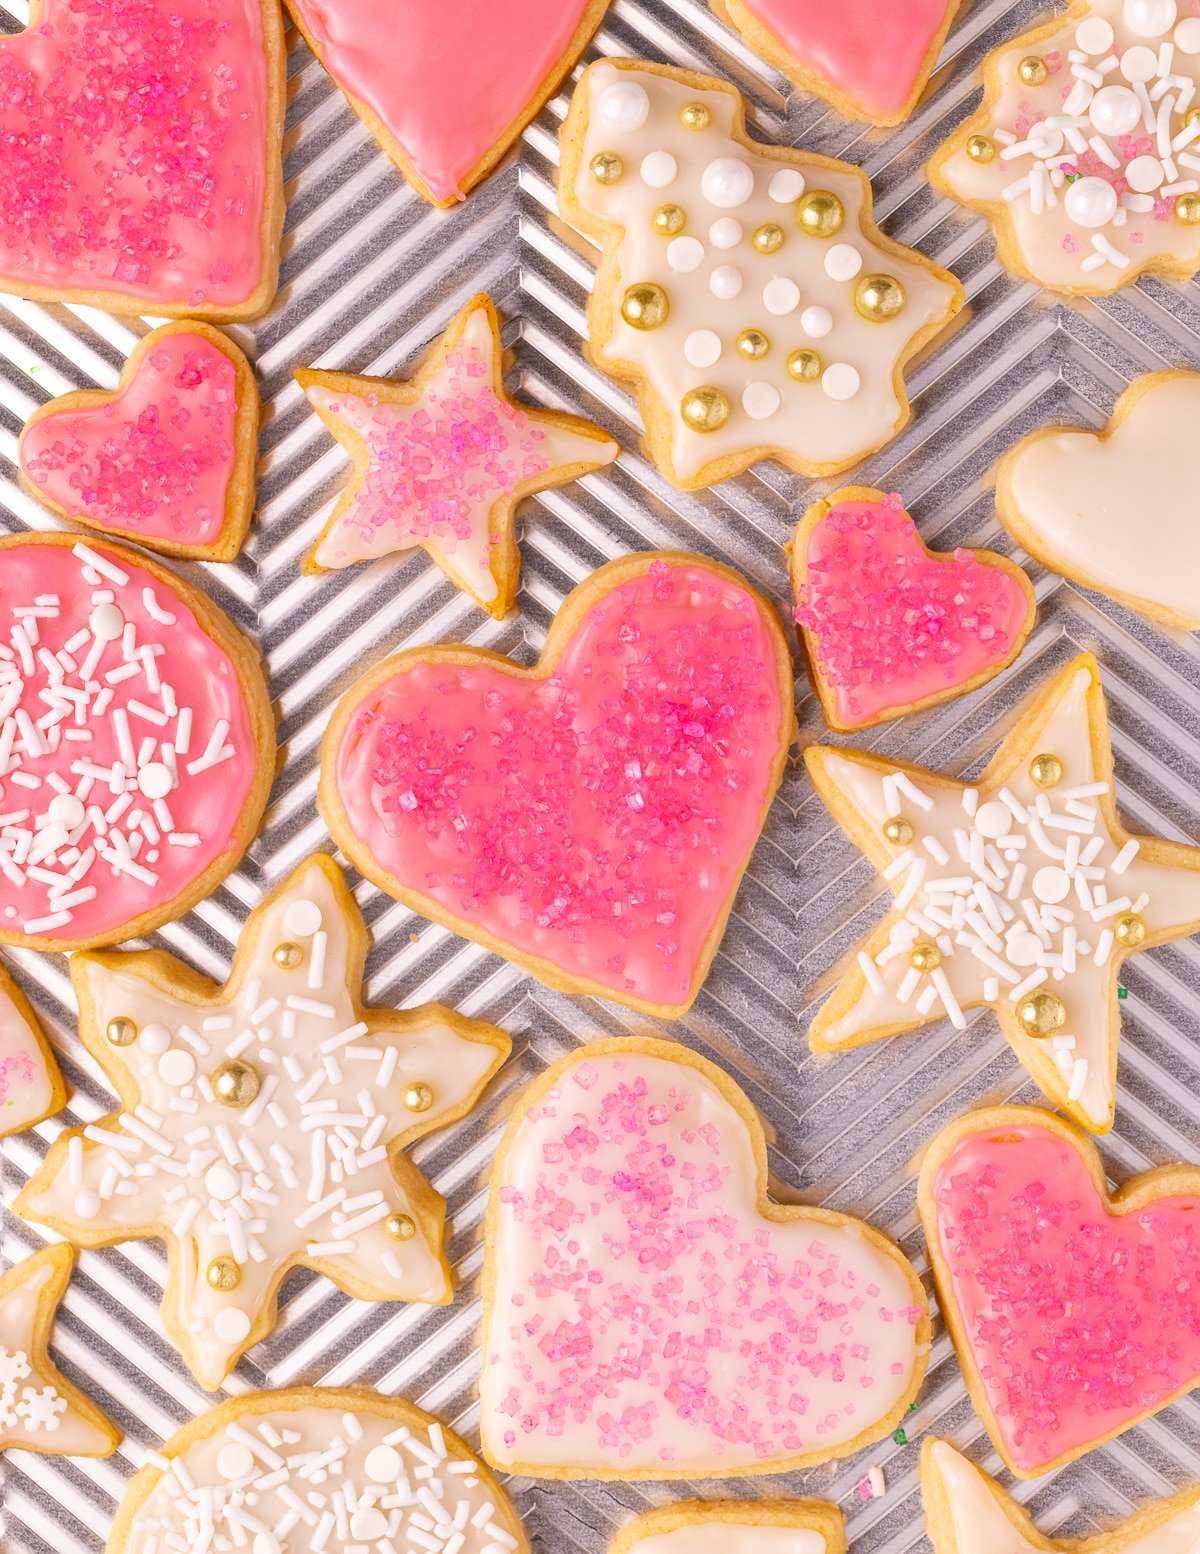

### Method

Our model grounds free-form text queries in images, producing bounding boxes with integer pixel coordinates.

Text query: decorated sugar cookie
[298,295,618,615]
[922,1437,1200,1553]
[16,856,510,1390]
[0,963,65,1140]
[284,0,609,206]
[479,1039,929,1479]
[320,553,795,1018]
[0,1244,120,1457]
[920,1107,1200,1476]
[0,534,273,951]
[997,371,1200,630]
[0,0,285,319]
[559,60,964,490]
[929,0,1200,295]
[108,1389,528,1554]
[791,487,1036,730]
[611,1501,846,1554]
[710,0,962,125]
[19,323,259,565]
[806,653,1200,1132]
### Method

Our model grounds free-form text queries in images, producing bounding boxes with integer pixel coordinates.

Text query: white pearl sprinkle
[48,793,85,829]
[212,1306,251,1344]
[667,235,705,272]
[742,382,781,420]
[973,801,1011,840]
[701,156,755,209]
[159,1048,196,1087]
[824,243,862,281]
[1123,0,1177,39]
[1033,865,1072,905]
[801,304,833,338]
[137,761,174,800]
[763,276,801,315]
[74,1190,101,1220]
[1120,43,1159,81]
[822,363,861,400]
[1126,154,1165,192]
[1076,16,1115,53]
[215,1442,256,1480]
[139,1022,171,1055]
[364,1444,404,1482]
[768,168,806,203]
[683,329,722,368]
[205,1163,240,1202]
[1178,16,1200,51]
[595,79,649,132]
[709,218,743,249]
[640,150,678,189]
[89,603,124,642]
[709,264,744,299]
[283,899,323,938]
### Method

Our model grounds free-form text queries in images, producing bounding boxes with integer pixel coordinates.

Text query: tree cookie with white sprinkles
[558,60,964,490]
[16,855,511,1391]
[929,0,1200,294]
[806,653,1200,1133]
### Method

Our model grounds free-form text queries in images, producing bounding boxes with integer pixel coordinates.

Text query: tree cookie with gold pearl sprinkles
[107,1389,528,1554]
[16,855,511,1391]
[806,652,1200,1134]
[929,0,1200,295]
[610,1501,846,1554]
[558,59,964,491]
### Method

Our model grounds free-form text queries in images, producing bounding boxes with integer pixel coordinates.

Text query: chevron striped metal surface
[3,0,1200,1550]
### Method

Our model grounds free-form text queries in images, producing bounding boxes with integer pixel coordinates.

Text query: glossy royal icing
[612,1503,840,1554]
[0,964,62,1139]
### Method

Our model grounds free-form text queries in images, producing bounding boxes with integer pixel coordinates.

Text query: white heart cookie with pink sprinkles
[479,1038,929,1479]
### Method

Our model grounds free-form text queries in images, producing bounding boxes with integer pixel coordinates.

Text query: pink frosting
[794,494,1029,725]
[741,0,952,117]
[0,542,258,941]
[0,0,271,309]
[333,560,787,1007]
[288,0,595,202]
[0,1049,36,1109]
[21,334,237,549]
[932,1123,1200,1473]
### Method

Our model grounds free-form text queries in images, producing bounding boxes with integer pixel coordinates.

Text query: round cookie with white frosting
[611,1501,845,1554]
[558,59,964,490]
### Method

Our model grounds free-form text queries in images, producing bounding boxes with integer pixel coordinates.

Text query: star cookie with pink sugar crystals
[0,962,65,1141]
[297,295,618,618]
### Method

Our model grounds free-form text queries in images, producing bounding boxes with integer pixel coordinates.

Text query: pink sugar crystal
[0,1049,35,1107]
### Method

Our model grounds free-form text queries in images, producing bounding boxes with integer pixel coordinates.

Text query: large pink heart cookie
[0,0,285,319]
[479,1040,929,1478]
[19,324,259,564]
[320,553,795,1017]
[920,1106,1200,1477]
[791,487,1035,730]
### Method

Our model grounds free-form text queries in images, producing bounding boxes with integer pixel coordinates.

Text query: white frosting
[629,1528,825,1554]
[0,974,55,1135]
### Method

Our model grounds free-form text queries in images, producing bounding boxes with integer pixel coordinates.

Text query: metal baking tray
[3,0,1200,1550]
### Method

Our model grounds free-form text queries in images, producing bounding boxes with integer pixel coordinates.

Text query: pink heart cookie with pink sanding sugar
[478,1040,930,1478]
[921,1107,1200,1478]
[320,554,796,1017]
[791,488,1036,731]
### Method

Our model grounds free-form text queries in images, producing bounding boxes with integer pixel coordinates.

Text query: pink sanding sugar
[0,1050,34,1108]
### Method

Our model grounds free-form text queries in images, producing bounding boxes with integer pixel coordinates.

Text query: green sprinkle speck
[892,1427,909,1445]
[1118,985,1128,1000]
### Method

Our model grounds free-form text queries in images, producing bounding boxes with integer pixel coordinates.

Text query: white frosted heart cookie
[611,1501,845,1554]
[997,370,1200,630]
[479,1038,929,1479]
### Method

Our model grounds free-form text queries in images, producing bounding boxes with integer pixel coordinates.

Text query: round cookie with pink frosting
[791,486,1036,730]
[19,323,259,564]
[0,534,273,950]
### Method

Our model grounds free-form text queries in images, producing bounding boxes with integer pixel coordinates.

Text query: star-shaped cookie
[297,294,618,617]
[0,1244,120,1457]
[806,653,1200,1133]
[16,855,511,1390]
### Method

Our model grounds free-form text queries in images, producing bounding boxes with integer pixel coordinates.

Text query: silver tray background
[4,0,1200,1549]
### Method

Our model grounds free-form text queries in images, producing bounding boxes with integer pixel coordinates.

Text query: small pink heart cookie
[0,0,285,319]
[19,324,259,565]
[921,1106,1200,1477]
[320,553,795,1018]
[791,488,1035,731]
[480,1039,929,1479]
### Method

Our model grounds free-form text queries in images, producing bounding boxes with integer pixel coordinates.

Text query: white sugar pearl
[1124,0,1177,38]
[137,762,173,800]
[640,150,678,189]
[684,329,722,368]
[709,264,743,299]
[1126,153,1165,191]
[74,1190,101,1220]
[763,276,801,315]
[1029,124,1065,158]
[1006,931,1043,969]
[158,1048,196,1087]
[824,243,862,281]
[1064,174,1118,228]
[139,1022,171,1055]
[89,603,124,641]
[667,235,705,272]
[213,1306,251,1344]
[205,1163,241,1202]
[822,363,860,400]
[596,79,649,131]
[768,168,805,202]
[284,898,323,937]
[1032,865,1071,904]
[801,304,833,338]
[742,382,781,420]
[1088,84,1142,137]
[364,1444,403,1483]
[1120,43,1159,80]
[216,1442,256,1480]
[48,793,85,829]
[709,217,743,248]
[350,1510,389,1543]
[974,801,1011,839]
[1177,15,1200,50]
[1076,16,1115,52]
[701,156,755,208]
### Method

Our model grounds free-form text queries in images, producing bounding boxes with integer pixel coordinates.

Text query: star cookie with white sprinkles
[806,653,1200,1133]
[0,1243,120,1457]
[16,855,511,1390]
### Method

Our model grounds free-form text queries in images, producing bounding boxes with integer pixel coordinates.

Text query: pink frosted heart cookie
[791,487,1035,731]
[319,553,796,1018]
[0,535,273,950]
[479,1039,929,1478]
[284,0,610,205]
[0,0,285,319]
[19,324,259,564]
[921,1106,1200,1477]
[0,962,65,1140]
